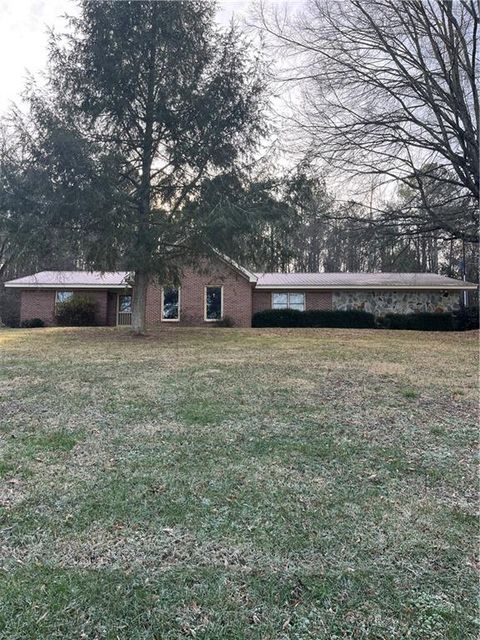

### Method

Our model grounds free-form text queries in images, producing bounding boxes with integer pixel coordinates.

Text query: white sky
[0,0,71,112]
[0,1,401,213]
[0,0,257,114]
[0,0,327,188]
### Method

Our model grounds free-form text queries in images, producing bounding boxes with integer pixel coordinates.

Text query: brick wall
[91,291,108,325]
[20,290,110,326]
[252,290,332,314]
[146,258,254,328]
[106,292,118,326]
[252,290,271,315]
[20,290,56,325]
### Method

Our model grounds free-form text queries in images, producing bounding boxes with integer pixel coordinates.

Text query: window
[205,286,223,321]
[55,291,73,304]
[272,292,288,309]
[162,287,180,321]
[118,294,132,313]
[288,292,306,311]
[272,292,305,311]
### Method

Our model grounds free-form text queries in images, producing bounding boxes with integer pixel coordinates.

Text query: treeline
[2,166,478,326]
[188,169,479,283]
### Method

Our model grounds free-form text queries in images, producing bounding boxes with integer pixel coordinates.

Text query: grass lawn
[0,326,478,639]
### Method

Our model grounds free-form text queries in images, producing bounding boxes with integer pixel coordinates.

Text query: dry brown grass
[0,326,478,639]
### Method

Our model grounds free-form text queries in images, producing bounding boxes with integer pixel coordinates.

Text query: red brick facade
[18,257,255,328]
[17,259,336,328]
[252,290,332,314]
[106,292,118,327]
[146,259,254,328]
[20,290,56,326]
[20,289,110,326]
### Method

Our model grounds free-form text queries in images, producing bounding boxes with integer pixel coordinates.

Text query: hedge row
[382,307,479,331]
[20,317,45,328]
[252,307,479,331]
[252,308,376,328]
[455,306,480,331]
[381,312,455,331]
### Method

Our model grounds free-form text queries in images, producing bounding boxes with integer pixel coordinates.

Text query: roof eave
[254,284,478,291]
[4,282,130,289]
[213,250,258,282]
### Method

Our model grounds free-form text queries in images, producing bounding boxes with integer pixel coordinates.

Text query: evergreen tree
[4,1,265,332]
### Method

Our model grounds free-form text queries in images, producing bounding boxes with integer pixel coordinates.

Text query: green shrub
[302,309,376,328]
[0,289,21,327]
[20,318,45,328]
[216,315,235,327]
[374,315,390,329]
[252,308,304,327]
[383,312,455,331]
[55,296,96,326]
[252,308,375,328]
[453,306,479,331]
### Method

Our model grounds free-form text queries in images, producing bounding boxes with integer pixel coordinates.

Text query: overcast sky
[0,0,313,185]
[0,0,257,114]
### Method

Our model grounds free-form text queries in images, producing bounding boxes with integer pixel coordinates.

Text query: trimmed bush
[55,296,96,326]
[0,289,21,327]
[383,312,455,331]
[252,308,375,328]
[453,306,479,331]
[216,315,235,327]
[20,318,45,328]
[252,308,304,327]
[302,309,376,328]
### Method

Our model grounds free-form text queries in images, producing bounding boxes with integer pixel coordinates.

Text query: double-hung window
[272,292,305,311]
[162,287,180,321]
[205,286,223,321]
[55,291,74,305]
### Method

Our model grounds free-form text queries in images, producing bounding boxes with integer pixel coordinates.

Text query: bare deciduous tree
[261,0,479,243]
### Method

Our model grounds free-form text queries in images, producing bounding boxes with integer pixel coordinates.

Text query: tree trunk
[131,269,149,334]
[130,9,157,337]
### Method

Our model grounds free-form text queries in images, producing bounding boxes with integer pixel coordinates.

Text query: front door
[117,293,132,326]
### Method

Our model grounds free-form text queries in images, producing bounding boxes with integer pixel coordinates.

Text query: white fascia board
[4,283,130,289]
[254,284,478,291]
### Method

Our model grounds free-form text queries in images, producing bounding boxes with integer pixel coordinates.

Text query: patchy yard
[0,327,478,639]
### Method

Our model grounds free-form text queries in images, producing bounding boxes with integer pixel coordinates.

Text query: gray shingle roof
[254,272,477,290]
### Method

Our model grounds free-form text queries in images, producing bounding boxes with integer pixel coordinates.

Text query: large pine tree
[6,0,265,332]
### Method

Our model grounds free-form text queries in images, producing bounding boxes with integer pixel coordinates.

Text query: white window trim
[271,291,306,311]
[204,285,224,322]
[161,286,181,322]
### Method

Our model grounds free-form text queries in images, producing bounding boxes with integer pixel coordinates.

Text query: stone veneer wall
[332,290,461,315]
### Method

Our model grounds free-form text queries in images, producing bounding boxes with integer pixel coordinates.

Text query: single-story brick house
[4,253,477,327]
